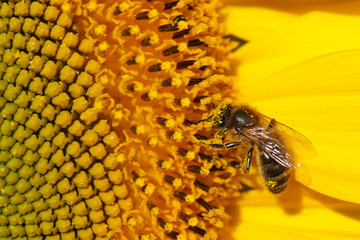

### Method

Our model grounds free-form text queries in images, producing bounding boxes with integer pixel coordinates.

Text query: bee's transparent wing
[241,114,315,169]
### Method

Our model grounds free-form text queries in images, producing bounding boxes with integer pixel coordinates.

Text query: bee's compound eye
[230,108,258,129]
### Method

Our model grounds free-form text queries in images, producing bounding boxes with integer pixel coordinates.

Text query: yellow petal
[237,49,360,204]
[221,6,296,41]
[230,183,360,240]
[233,12,360,84]
[222,1,360,41]
[223,0,360,16]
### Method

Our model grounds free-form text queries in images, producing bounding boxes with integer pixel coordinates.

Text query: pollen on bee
[266,180,278,188]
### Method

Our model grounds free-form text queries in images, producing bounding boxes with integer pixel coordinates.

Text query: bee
[196,103,313,194]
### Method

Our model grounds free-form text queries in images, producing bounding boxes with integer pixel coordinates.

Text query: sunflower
[222,1,360,239]
[0,0,236,239]
[1,0,360,240]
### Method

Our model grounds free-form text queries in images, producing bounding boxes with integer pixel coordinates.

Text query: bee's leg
[184,115,213,126]
[199,141,242,149]
[245,145,254,173]
[194,128,226,142]
[214,128,227,139]
[223,34,248,52]
[225,142,242,149]
[204,143,226,149]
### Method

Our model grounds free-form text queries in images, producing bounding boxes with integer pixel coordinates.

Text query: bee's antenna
[184,115,213,126]
[223,34,248,52]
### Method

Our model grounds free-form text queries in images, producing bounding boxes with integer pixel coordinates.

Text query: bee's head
[229,106,259,130]
[211,103,232,129]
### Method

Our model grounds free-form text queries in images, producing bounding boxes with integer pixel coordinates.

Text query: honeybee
[197,103,314,194]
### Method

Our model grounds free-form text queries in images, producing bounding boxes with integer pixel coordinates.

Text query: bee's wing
[241,127,297,168]
[241,115,314,168]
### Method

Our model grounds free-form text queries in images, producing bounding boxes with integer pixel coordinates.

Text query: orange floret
[0,0,247,239]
